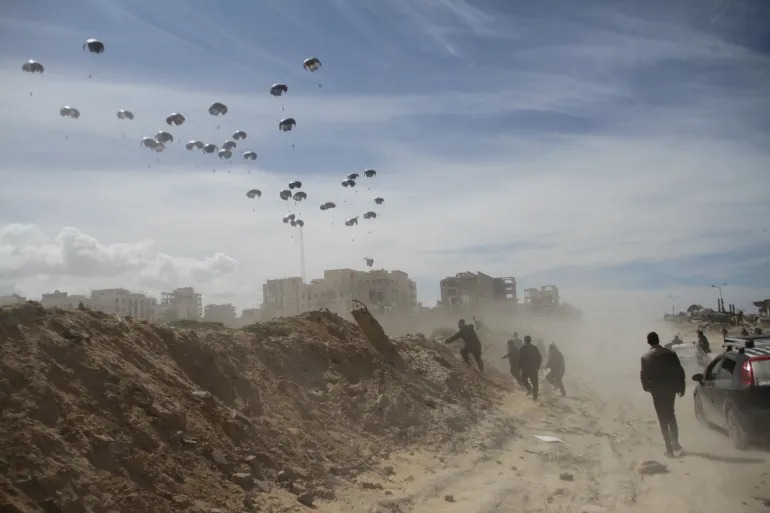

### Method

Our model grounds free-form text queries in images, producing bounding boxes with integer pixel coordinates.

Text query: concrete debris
[297,491,315,507]
[444,494,455,502]
[559,472,574,481]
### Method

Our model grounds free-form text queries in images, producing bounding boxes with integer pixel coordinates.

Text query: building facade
[204,303,237,325]
[91,288,157,320]
[160,287,203,321]
[40,290,92,310]
[0,294,27,307]
[439,272,517,308]
[523,285,560,308]
[261,268,417,319]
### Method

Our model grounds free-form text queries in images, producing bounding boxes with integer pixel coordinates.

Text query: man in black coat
[545,342,566,397]
[445,319,484,373]
[519,335,542,401]
[640,331,686,457]
[502,336,522,385]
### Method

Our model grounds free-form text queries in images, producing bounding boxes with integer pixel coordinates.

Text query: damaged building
[439,271,517,308]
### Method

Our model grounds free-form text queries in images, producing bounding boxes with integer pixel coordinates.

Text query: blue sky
[0,0,769,314]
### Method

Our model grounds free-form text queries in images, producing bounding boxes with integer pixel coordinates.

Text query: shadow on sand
[683,451,766,464]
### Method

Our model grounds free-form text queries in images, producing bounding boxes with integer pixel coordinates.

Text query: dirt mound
[0,303,509,513]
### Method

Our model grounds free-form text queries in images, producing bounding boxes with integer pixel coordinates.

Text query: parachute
[303,57,322,72]
[292,191,307,201]
[283,214,296,224]
[222,140,236,151]
[347,173,360,180]
[320,201,336,211]
[279,190,292,201]
[364,257,374,268]
[279,118,296,131]
[246,189,262,199]
[217,149,232,160]
[203,143,218,154]
[141,137,164,152]
[59,106,80,119]
[232,130,247,141]
[364,169,377,178]
[270,83,288,96]
[83,39,105,54]
[22,60,44,73]
[117,109,134,120]
[288,181,302,189]
[291,219,305,228]
[186,140,204,150]
[155,131,173,144]
[342,179,356,188]
[345,217,359,227]
[374,197,385,205]
[165,113,186,126]
[208,102,228,116]
[363,211,377,220]
[243,151,257,160]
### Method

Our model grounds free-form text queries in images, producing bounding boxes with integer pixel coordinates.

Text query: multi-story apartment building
[204,303,237,325]
[40,290,92,310]
[261,268,417,319]
[0,294,26,307]
[91,288,157,320]
[159,287,203,321]
[439,272,517,308]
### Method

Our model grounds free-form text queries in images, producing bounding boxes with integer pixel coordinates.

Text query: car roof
[723,336,770,359]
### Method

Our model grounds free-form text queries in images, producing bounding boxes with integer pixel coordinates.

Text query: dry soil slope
[0,302,509,513]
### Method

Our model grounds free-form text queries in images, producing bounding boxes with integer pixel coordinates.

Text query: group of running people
[443,319,566,401]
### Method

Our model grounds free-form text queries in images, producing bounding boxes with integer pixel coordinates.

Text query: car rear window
[752,359,770,386]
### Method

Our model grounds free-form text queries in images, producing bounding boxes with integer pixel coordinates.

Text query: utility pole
[710,283,726,312]
[668,294,679,316]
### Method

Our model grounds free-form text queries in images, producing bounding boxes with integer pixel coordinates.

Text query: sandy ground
[320,375,770,513]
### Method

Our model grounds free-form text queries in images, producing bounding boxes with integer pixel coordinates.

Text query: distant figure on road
[640,331,686,457]
[502,336,522,385]
[545,342,566,397]
[445,319,484,374]
[519,335,542,401]
[664,334,683,349]
[696,329,711,366]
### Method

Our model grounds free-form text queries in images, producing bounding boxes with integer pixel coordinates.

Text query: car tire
[726,408,748,450]
[694,393,708,425]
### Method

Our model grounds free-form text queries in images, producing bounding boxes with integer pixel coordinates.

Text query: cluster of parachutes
[23,36,387,268]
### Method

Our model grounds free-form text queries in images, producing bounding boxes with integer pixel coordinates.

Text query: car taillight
[741,360,754,386]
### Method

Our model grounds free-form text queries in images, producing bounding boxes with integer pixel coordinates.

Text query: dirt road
[323,377,770,513]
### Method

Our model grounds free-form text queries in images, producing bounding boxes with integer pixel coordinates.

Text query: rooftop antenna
[299,225,306,283]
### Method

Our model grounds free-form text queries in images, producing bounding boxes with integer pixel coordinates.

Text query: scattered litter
[559,472,574,481]
[535,435,564,443]
[638,460,669,476]
[444,494,455,503]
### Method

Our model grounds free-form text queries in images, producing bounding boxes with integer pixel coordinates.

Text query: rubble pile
[0,303,508,513]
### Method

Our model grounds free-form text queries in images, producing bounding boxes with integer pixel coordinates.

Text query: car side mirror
[692,373,704,383]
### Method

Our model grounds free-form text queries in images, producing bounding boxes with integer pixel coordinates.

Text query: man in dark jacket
[545,342,566,396]
[640,331,686,457]
[502,337,522,385]
[445,319,484,373]
[519,335,542,401]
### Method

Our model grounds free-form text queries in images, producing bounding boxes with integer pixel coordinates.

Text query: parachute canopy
[203,143,218,154]
[243,151,257,160]
[320,201,336,211]
[59,106,80,119]
[165,113,186,126]
[347,173,359,180]
[287,181,301,190]
[155,131,173,144]
[364,257,374,268]
[279,118,296,131]
[186,140,204,150]
[345,217,359,226]
[270,83,288,96]
[246,189,262,199]
[83,39,105,54]
[293,191,307,202]
[363,211,377,220]
[22,60,44,73]
[283,213,296,224]
[291,219,305,228]
[222,140,236,151]
[364,169,377,178]
[233,130,247,141]
[342,179,356,188]
[303,57,322,72]
[117,109,134,120]
[279,190,292,201]
[141,137,164,152]
[374,197,385,205]
[217,149,232,160]
[208,102,228,116]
